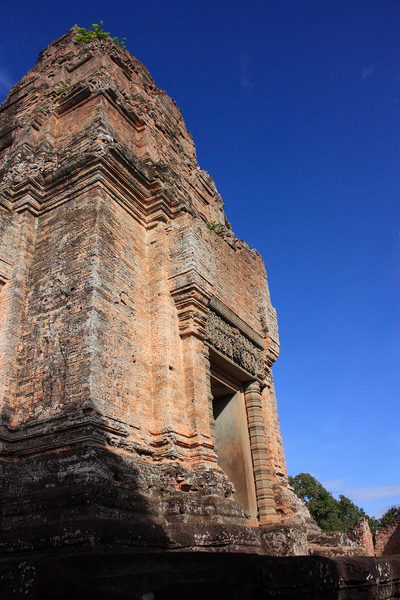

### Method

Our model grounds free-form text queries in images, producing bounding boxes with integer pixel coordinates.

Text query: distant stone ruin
[375,520,400,557]
[0,28,399,598]
[347,517,375,556]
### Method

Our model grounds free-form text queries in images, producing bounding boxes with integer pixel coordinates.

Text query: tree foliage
[289,473,398,536]
[75,22,126,49]
[380,506,400,528]
[289,473,368,532]
[337,493,367,530]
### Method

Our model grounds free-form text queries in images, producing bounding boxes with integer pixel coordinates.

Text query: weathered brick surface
[375,520,400,557]
[347,517,375,556]
[0,27,317,557]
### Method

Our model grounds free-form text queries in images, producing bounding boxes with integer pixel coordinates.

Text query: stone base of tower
[1,550,399,600]
[1,442,310,558]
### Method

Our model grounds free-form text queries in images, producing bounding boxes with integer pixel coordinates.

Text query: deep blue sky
[1,1,399,518]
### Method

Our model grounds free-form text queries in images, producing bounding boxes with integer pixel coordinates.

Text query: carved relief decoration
[206,307,264,377]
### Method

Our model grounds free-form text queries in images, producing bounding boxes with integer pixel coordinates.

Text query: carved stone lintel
[206,307,263,377]
[209,297,264,348]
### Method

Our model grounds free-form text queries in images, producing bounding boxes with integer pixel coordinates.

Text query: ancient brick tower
[0,28,313,558]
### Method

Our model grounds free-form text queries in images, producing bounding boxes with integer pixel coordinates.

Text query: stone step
[309,544,370,558]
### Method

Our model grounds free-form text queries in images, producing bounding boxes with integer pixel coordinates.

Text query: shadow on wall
[0,416,171,555]
[375,521,400,557]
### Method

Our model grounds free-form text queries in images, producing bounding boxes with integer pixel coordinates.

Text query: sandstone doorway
[210,371,258,523]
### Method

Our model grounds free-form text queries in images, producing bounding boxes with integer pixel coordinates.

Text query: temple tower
[0,28,312,556]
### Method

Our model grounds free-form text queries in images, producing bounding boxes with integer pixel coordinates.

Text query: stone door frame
[205,297,278,525]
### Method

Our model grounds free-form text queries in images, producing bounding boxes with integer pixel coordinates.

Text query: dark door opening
[211,374,257,523]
